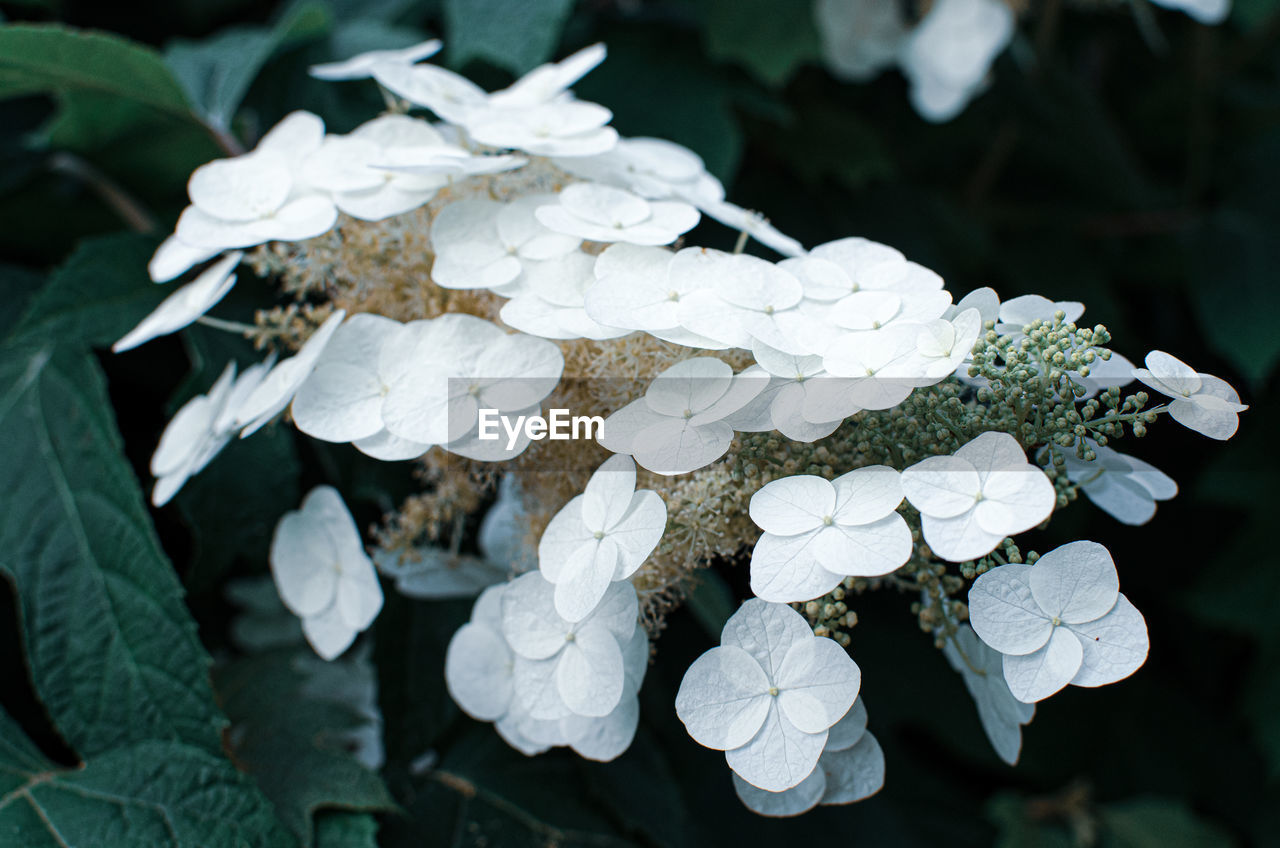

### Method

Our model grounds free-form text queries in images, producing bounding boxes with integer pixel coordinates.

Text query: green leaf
[215,650,397,844]
[1099,798,1237,848]
[0,263,42,338]
[314,811,379,848]
[701,0,821,87]
[165,2,332,130]
[443,0,574,75]
[0,704,290,848]
[10,233,163,350]
[0,344,224,758]
[0,24,193,120]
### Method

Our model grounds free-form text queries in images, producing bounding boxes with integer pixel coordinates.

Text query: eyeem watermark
[478,408,605,450]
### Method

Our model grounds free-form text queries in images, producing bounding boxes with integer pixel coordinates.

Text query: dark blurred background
[1,0,1277,845]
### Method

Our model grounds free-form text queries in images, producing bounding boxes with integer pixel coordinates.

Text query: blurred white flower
[270,486,383,660]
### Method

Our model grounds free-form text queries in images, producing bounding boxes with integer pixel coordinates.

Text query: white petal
[920,509,1004,562]
[726,701,828,792]
[1168,396,1241,440]
[1068,594,1148,688]
[351,429,431,461]
[732,766,825,817]
[644,356,733,417]
[776,636,861,734]
[445,621,513,721]
[553,537,618,623]
[819,732,885,805]
[630,418,733,476]
[1002,627,1084,703]
[976,467,1055,537]
[539,496,593,583]
[270,511,339,618]
[501,571,569,659]
[968,564,1053,655]
[556,624,626,717]
[749,475,835,535]
[598,398,667,455]
[301,603,358,660]
[512,655,572,720]
[675,645,772,750]
[582,580,639,644]
[582,453,637,533]
[608,490,667,577]
[114,252,240,352]
[1028,540,1119,625]
[831,464,903,525]
[825,697,868,752]
[721,599,813,681]
[816,513,914,578]
[563,693,639,762]
[901,454,981,518]
[750,531,846,604]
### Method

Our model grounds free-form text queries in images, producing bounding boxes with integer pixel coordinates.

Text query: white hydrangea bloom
[290,312,402,445]
[722,349,850,443]
[501,572,638,718]
[748,467,912,603]
[270,486,383,660]
[499,250,631,340]
[114,252,241,352]
[538,454,667,621]
[430,195,580,294]
[151,357,271,506]
[908,309,983,382]
[732,698,885,816]
[554,136,713,201]
[898,0,1014,122]
[671,248,811,354]
[599,356,768,475]
[583,244,730,348]
[173,112,337,254]
[148,235,223,283]
[676,599,862,791]
[372,61,488,124]
[1133,350,1247,440]
[236,309,347,436]
[995,294,1085,335]
[815,323,926,411]
[815,0,907,82]
[942,624,1033,765]
[300,114,454,221]
[1057,441,1177,526]
[489,43,608,108]
[465,99,618,158]
[1149,0,1230,24]
[968,541,1149,703]
[901,431,1055,562]
[535,183,699,246]
[308,38,442,81]
[376,313,564,459]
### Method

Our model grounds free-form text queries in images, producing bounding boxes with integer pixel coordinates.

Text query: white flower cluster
[116,37,1249,816]
[815,0,1233,123]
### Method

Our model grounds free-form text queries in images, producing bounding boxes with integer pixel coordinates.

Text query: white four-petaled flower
[1133,350,1247,440]
[942,624,1034,765]
[675,599,861,792]
[748,467,913,603]
[538,454,667,621]
[270,486,384,660]
[901,431,1055,562]
[968,540,1149,703]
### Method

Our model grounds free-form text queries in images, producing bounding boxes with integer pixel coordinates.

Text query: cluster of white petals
[748,467,912,602]
[968,541,1149,703]
[676,600,862,792]
[1134,350,1248,440]
[815,0,1231,122]
[539,455,667,620]
[149,356,272,506]
[120,32,1251,819]
[942,624,1033,765]
[599,356,767,475]
[445,572,647,761]
[269,486,383,660]
[902,431,1055,562]
[1055,440,1177,526]
[732,697,885,816]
